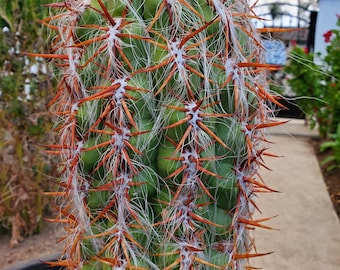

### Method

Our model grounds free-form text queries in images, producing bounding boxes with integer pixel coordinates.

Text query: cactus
[37,0,283,269]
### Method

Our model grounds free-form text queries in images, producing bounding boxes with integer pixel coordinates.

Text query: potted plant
[28,0,283,269]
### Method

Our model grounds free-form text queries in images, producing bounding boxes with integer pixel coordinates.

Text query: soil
[0,140,339,270]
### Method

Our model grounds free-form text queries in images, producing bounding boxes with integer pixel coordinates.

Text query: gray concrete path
[250,119,340,269]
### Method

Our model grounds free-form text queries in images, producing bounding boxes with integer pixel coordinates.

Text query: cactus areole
[38,0,284,269]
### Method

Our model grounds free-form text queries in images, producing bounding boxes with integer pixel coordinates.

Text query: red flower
[323,30,333,43]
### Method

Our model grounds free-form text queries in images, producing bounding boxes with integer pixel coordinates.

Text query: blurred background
[0,0,57,248]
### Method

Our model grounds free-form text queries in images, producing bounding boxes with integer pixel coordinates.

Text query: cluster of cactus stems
[33,0,285,269]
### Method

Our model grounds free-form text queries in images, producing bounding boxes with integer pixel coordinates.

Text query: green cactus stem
[36,0,284,269]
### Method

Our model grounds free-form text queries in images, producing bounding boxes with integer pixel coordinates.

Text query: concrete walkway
[250,119,340,269]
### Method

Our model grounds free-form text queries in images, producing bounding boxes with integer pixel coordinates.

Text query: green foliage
[286,16,340,171]
[320,123,340,171]
[317,17,340,171]
[323,20,340,136]
[284,47,326,133]
[0,0,49,34]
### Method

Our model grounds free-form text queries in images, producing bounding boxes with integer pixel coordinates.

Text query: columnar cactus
[38,0,282,269]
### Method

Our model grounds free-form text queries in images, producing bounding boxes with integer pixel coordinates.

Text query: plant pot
[275,96,305,119]
[2,256,64,270]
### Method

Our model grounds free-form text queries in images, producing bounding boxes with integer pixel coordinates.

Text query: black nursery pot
[9,262,62,270]
[3,256,64,270]
[275,96,305,119]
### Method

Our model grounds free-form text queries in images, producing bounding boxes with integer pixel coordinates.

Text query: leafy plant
[320,123,340,171]
[322,17,340,136]
[285,15,340,171]
[36,0,283,269]
[284,47,326,134]
[285,16,340,140]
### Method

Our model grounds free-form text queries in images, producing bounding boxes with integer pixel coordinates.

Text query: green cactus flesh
[42,0,281,269]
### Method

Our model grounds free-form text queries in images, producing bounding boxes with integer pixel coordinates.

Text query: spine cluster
[41,0,282,269]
